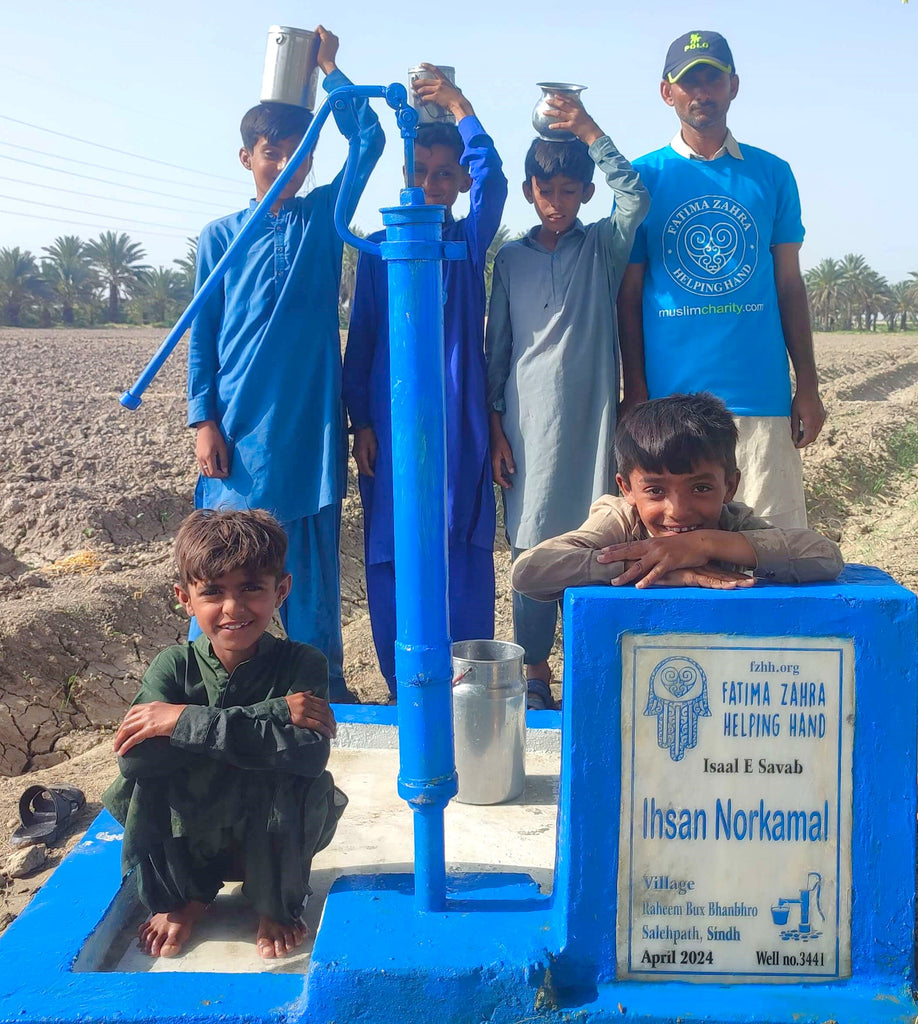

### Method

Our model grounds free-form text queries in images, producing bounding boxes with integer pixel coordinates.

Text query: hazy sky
[2,0,916,282]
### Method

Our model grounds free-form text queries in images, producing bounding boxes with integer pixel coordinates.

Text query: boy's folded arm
[511,499,637,600]
[170,698,330,777]
[459,115,509,267]
[742,528,844,583]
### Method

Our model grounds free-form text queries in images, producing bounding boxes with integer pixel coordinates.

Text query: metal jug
[408,64,457,124]
[532,82,587,141]
[261,26,320,110]
[452,640,526,805]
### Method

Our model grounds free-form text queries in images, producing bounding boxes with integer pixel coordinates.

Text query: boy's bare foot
[256,915,308,958]
[138,900,207,957]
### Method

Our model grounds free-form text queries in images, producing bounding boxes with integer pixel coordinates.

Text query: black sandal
[10,785,85,848]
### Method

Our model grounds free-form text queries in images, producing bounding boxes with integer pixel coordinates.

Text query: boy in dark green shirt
[104,509,343,959]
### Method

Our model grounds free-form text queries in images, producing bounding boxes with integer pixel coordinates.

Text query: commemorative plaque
[617,633,853,982]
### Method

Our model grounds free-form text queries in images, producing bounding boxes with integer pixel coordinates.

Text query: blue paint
[1,567,917,1023]
[379,192,465,911]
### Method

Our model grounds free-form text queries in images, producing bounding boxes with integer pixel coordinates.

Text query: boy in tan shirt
[512,393,842,604]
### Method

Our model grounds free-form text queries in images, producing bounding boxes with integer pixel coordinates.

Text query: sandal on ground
[11,784,85,848]
[526,678,555,712]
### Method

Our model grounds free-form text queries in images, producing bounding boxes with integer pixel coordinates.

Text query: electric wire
[0,172,231,216]
[0,154,244,207]
[0,113,243,184]
[0,140,245,197]
[0,193,200,232]
[0,208,190,239]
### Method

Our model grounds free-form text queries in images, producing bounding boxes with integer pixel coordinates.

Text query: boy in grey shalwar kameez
[485,91,649,709]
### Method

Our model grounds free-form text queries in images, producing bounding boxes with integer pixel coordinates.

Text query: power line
[0,153,243,208]
[0,193,200,231]
[0,173,229,216]
[0,208,191,239]
[0,113,244,184]
[0,139,246,196]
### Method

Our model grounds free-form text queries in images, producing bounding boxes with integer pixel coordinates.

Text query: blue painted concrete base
[305,872,554,1023]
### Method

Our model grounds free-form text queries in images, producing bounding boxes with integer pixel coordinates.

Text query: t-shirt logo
[684,33,709,51]
[662,194,759,296]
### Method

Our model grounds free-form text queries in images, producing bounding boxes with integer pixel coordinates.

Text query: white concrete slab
[109,746,560,973]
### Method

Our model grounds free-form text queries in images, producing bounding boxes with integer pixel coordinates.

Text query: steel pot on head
[261,26,320,110]
[408,64,457,124]
[532,82,587,141]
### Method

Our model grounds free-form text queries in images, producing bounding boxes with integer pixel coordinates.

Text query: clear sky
[2,0,915,282]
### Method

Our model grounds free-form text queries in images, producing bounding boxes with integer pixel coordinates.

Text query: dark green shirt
[103,633,331,870]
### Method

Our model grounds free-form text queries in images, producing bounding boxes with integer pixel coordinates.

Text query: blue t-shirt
[630,143,805,416]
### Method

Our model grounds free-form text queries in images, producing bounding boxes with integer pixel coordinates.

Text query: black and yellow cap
[663,31,735,83]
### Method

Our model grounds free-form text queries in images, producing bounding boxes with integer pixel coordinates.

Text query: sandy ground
[1,326,916,932]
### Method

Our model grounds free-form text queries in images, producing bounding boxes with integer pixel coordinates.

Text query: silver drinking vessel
[408,64,457,125]
[261,26,320,110]
[452,640,526,805]
[532,82,587,141]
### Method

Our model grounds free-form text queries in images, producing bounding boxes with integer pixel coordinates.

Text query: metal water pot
[452,640,526,805]
[532,82,587,141]
[408,64,457,124]
[261,26,320,110]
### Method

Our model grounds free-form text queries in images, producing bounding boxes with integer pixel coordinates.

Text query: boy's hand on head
[352,426,378,477]
[601,533,715,588]
[544,94,603,147]
[195,421,231,478]
[285,691,337,739]
[412,64,474,120]
[315,25,339,75]
[654,566,755,590]
[114,702,187,757]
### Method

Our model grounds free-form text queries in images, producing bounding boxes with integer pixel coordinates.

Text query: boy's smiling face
[240,134,313,205]
[616,459,740,538]
[175,567,291,671]
[408,142,471,208]
[524,174,595,237]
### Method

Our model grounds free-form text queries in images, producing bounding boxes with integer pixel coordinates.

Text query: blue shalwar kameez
[187,70,384,699]
[343,115,507,694]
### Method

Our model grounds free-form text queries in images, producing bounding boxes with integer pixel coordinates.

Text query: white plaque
[617,634,853,982]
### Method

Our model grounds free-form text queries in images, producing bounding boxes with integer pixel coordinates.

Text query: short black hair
[615,393,738,482]
[415,122,464,162]
[175,508,288,586]
[240,102,313,151]
[524,138,594,184]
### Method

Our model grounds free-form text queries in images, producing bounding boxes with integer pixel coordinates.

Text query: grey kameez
[486,135,649,550]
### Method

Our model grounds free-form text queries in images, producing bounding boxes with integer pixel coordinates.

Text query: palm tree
[41,235,96,325]
[0,247,42,326]
[173,236,198,295]
[84,231,149,322]
[138,267,184,323]
[885,281,917,331]
[804,258,843,331]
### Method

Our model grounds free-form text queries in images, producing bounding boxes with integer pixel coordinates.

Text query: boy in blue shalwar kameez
[343,65,508,698]
[187,27,384,701]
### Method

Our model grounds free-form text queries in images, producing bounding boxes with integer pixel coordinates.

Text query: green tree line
[805,254,918,332]
[0,232,197,328]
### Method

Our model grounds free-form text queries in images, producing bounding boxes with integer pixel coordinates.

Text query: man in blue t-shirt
[618,30,825,528]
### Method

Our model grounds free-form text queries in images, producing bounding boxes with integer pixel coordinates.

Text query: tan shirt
[511,495,844,602]
[669,128,744,161]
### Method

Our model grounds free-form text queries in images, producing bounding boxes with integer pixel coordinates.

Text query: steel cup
[408,64,457,124]
[261,26,320,110]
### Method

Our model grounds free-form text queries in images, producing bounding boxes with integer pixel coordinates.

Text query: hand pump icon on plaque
[771,872,825,941]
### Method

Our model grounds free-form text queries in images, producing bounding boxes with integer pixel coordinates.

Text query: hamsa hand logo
[644,655,710,761]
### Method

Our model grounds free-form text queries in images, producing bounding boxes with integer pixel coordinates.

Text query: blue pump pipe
[119,83,463,912]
